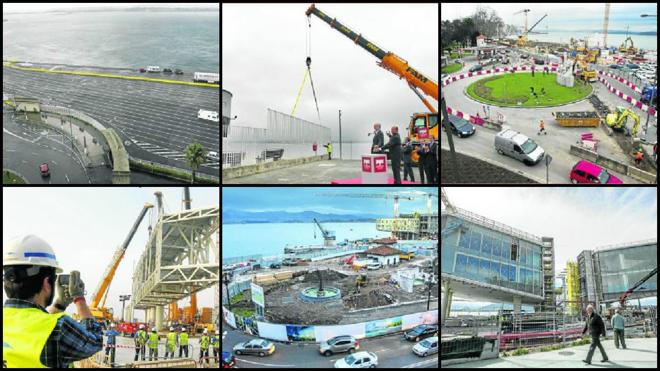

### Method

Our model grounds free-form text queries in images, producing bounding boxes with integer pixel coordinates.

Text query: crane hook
[306,56,312,67]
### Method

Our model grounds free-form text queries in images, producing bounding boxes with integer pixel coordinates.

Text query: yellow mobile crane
[305,4,438,162]
[74,203,153,327]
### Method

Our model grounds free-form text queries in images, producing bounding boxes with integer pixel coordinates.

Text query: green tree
[184,143,206,184]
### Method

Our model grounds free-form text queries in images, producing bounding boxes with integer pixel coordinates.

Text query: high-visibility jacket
[179,332,188,346]
[167,332,177,350]
[148,333,159,349]
[211,336,219,349]
[135,330,147,346]
[3,307,66,368]
[200,335,210,350]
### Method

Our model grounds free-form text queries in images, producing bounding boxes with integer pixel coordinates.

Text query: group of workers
[371,123,438,184]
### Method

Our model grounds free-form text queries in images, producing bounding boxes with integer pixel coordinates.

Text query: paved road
[441,53,650,183]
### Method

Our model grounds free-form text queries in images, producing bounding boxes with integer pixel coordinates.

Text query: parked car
[138,68,146,73]
[334,351,378,368]
[444,115,476,138]
[494,129,545,166]
[282,258,300,266]
[569,160,623,184]
[222,351,237,368]
[146,66,161,73]
[207,151,219,161]
[269,263,281,269]
[412,336,438,357]
[469,64,483,72]
[39,163,50,177]
[534,58,545,65]
[403,324,438,342]
[319,335,360,356]
[233,339,275,357]
[163,68,173,74]
[175,68,184,75]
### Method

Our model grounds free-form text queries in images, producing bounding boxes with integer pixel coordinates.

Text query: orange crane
[305,4,438,161]
[75,202,153,326]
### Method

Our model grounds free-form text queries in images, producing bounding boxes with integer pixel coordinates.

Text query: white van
[198,109,219,122]
[146,66,161,73]
[207,151,219,161]
[494,129,545,165]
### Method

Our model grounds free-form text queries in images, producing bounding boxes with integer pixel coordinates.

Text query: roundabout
[465,72,593,107]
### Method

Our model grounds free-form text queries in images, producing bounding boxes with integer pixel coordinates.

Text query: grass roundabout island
[466,72,593,107]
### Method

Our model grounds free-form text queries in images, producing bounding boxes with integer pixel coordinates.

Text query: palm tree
[184,143,206,184]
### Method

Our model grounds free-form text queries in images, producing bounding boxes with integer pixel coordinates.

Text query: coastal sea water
[2,11,219,72]
[222,222,392,259]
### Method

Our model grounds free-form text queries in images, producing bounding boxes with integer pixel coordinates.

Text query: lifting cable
[291,16,322,124]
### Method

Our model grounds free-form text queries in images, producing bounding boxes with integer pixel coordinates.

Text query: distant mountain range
[222,210,383,224]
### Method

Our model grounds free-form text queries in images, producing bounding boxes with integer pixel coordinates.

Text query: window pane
[502,238,511,260]
[509,265,516,281]
[520,246,527,264]
[456,254,467,273]
[492,239,501,258]
[534,271,540,286]
[491,262,500,283]
[459,230,470,249]
[520,268,526,284]
[468,256,479,274]
[500,264,508,280]
[470,231,482,251]
[480,259,490,274]
[481,235,492,255]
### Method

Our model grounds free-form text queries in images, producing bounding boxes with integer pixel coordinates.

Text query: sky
[3,187,219,321]
[3,3,218,13]
[441,3,657,33]
[441,187,657,307]
[222,3,438,142]
[222,187,438,216]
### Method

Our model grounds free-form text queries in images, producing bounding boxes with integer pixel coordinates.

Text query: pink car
[570,160,623,184]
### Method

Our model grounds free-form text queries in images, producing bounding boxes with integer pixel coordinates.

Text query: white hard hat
[170,327,175,331]
[152,328,157,332]
[139,324,145,329]
[3,235,63,273]
[216,331,220,335]
[111,323,116,327]
[203,329,208,334]
[181,327,186,331]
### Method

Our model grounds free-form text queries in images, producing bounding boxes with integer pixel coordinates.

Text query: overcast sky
[3,3,218,13]
[222,3,438,141]
[441,3,658,32]
[3,188,219,321]
[442,187,657,276]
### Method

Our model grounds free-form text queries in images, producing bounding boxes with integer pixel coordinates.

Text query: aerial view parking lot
[441,2,657,184]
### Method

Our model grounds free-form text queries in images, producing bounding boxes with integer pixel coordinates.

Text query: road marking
[65,174,70,183]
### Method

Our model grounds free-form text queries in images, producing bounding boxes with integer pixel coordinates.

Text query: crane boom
[619,267,657,306]
[91,202,153,308]
[305,3,437,112]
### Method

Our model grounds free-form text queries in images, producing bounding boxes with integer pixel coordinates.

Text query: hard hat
[203,329,208,334]
[181,327,186,331]
[139,324,145,329]
[170,327,175,331]
[3,235,63,273]
[216,331,220,335]
[152,328,157,332]
[110,323,116,328]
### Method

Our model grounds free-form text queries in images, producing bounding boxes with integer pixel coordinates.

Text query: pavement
[223,159,430,184]
[3,63,219,177]
[444,337,657,368]
[441,50,657,184]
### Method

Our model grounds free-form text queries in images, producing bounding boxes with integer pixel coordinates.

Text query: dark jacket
[372,130,384,153]
[583,312,606,337]
[381,133,401,162]
[402,141,414,164]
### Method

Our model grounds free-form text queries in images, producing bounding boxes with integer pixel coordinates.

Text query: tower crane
[316,191,437,217]
[514,9,547,48]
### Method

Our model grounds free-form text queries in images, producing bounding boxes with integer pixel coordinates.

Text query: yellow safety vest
[148,333,159,349]
[167,332,177,349]
[200,335,210,350]
[212,336,219,349]
[179,332,188,346]
[327,144,332,153]
[136,330,147,345]
[3,307,66,368]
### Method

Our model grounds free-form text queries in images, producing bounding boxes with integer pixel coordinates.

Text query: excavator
[606,106,641,136]
[74,202,153,327]
[305,4,438,164]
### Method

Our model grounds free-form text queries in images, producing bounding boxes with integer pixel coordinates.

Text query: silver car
[412,336,438,357]
[495,129,545,166]
[320,335,360,356]
[233,339,275,357]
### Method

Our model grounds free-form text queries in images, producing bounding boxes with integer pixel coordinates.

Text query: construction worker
[323,142,332,160]
[200,328,211,366]
[179,326,189,358]
[211,330,220,364]
[148,328,160,361]
[634,149,644,166]
[134,324,147,361]
[105,323,119,366]
[538,119,547,135]
[166,326,177,359]
[3,234,103,368]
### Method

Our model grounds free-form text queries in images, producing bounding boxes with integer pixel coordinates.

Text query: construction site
[440,187,657,368]
[2,187,219,368]
[222,4,438,184]
[441,3,657,184]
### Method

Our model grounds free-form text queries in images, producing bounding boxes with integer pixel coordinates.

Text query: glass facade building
[442,213,544,297]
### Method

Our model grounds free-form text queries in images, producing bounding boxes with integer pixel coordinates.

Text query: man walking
[612,308,627,349]
[538,120,547,135]
[583,304,609,365]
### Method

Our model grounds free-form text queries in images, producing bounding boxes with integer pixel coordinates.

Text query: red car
[139,68,146,73]
[39,163,50,177]
[569,160,623,184]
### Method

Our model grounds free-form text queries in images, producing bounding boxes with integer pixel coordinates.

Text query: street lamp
[119,295,131,322]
